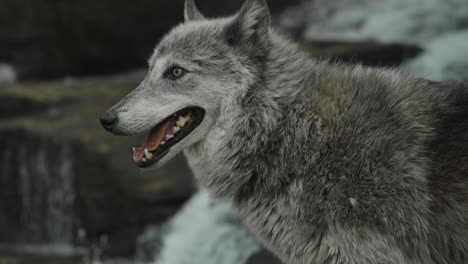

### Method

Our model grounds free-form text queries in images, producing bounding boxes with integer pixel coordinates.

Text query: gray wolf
[100,0,468,263]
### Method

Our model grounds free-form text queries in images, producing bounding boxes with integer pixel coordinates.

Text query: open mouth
[132,106,205,168]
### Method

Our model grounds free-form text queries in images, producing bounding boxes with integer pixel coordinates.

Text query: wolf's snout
[100,111,118,132]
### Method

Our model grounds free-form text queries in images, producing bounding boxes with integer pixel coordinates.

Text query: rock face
[0,0,300,80]
[303,40,422,67]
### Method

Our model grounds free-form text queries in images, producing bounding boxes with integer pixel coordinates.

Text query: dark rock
[302,40,423,67]
[0,251,84,264]
[0,0,300,80]
[247,249,283,264]
[0,96,70,119]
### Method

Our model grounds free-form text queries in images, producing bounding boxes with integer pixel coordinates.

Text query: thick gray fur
[105,0,468,263]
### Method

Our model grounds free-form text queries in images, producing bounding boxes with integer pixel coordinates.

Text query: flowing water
[0,129,77,244]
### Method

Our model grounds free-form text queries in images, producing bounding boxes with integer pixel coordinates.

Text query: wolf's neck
[262,31,317,103]
[185,32,317,199]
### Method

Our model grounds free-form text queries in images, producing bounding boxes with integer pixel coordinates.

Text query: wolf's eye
[166,67,186,80]
[172,68,183,77]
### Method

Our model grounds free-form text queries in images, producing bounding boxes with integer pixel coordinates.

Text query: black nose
[100,111,117,131]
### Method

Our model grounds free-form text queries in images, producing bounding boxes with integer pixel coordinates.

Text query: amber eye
[164,66,186,80]
[171,67,184,78]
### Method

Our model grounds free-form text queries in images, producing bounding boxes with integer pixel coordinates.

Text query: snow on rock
[147,190,260,264]
[279,0,468,80]
[280,0,468,44]
[305,0,468,42]
[405,29,468,80]
[0,63,17,86]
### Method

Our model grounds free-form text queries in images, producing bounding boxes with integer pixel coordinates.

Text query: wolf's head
[100,0,271,169]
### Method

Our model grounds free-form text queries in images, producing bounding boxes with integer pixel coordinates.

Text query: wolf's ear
[184,0,205,21]
[226,0,271,48]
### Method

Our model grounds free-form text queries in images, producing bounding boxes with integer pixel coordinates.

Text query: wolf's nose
[100,111,118,132]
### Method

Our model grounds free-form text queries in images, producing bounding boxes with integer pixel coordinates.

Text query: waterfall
[137,190,260,264]
[0,129,77,247]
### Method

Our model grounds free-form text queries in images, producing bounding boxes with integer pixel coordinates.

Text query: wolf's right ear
[184,0,205,22]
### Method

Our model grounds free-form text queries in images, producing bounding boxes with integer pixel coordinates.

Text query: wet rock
[0,97,50,118]
[0,251,84,264]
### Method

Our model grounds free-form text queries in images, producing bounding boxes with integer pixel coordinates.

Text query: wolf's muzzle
[100,111,118,132]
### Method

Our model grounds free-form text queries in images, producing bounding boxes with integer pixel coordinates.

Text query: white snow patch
[0,63,17,86]
[280,0,468,44]
[405,30,468,80]
[279,0,468,80]
[151,190,260,264]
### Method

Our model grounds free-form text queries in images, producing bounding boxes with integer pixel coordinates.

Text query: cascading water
[136,190,260,264]
[0,129,77,251]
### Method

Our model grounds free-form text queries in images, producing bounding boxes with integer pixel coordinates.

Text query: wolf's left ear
[226,0,271,48]
[184,0,205,21]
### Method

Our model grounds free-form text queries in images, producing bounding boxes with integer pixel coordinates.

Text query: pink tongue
[132,117,177,163]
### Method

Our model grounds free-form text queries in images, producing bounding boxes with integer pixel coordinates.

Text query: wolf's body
[186,60,468,263]
[102,0,468,263]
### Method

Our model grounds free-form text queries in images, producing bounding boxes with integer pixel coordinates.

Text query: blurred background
[0,0,467,263]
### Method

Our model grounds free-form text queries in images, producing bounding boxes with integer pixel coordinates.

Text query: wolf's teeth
[173,126,180,133]
[144,148,153,159]
[176,116,187,127]
[160,141,165,145]
[142,158,147,162]
[165,134,174,140]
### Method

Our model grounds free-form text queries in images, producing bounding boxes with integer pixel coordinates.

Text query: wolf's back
[424,80,468,262]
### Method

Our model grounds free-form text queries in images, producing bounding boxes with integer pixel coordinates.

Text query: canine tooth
[173,126,180,133]
[160,141,165,145]
[142,158,147,162]
[165,134,174,140]
[144,148,153,159]
[176,116,187,127]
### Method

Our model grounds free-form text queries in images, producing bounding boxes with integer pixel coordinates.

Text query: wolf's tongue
[132,117,177,163]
